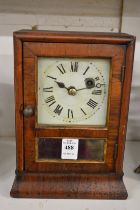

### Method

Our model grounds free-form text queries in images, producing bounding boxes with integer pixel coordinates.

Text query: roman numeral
[57,64,66,74]
[80,108,87,115]
[54,104,63,115]
[87,99,98,109]
[92,90,102,95]
[68,109,73,118]
[71,62,78,72]
[83,66,90,75]
[47,75,56,80]
[45,95,56,106]
[43,87,53,92]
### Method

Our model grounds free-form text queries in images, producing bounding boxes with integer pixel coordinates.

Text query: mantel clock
[10,30,135,199]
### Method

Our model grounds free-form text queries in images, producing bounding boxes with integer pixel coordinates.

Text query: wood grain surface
[11,30,135,199]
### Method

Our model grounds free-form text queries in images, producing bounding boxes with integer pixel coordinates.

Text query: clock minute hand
[77,86,93,91]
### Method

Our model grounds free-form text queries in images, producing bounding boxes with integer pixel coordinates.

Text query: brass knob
[23,106,34,117]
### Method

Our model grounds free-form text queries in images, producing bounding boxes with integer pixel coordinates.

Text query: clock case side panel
[116,38,136,175]
[13,34,24,174]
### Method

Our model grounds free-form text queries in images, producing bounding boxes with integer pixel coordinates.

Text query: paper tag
[61,138,79,160]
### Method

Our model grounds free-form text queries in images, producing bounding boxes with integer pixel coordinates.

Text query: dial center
[68,87,77,96]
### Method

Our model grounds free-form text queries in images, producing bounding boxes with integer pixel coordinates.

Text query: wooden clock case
[10,30,135,199]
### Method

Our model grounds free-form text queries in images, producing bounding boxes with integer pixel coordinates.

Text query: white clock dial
[37,58,110,126]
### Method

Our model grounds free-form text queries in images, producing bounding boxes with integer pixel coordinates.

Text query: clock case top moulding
[10,30,135,199]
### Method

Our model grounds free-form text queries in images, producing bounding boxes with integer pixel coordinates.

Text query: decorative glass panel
[36,138,106,162]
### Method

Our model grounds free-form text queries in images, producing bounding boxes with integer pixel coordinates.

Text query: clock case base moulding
[10,173,127,199]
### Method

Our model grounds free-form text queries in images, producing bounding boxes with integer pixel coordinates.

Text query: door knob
[23,106,34,117]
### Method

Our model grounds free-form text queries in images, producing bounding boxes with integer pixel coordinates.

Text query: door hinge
[114,143,118,160]
[121,65,126,84]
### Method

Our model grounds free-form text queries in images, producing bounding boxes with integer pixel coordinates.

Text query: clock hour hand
[55,81,68,90]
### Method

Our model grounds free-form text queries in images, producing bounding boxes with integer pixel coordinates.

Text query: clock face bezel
[23,41,124,173]
[37,57,111,128]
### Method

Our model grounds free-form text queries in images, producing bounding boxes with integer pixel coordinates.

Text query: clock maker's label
[61,139,79,160]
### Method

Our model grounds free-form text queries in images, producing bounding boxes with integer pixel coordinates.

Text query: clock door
[23,41,124,173]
